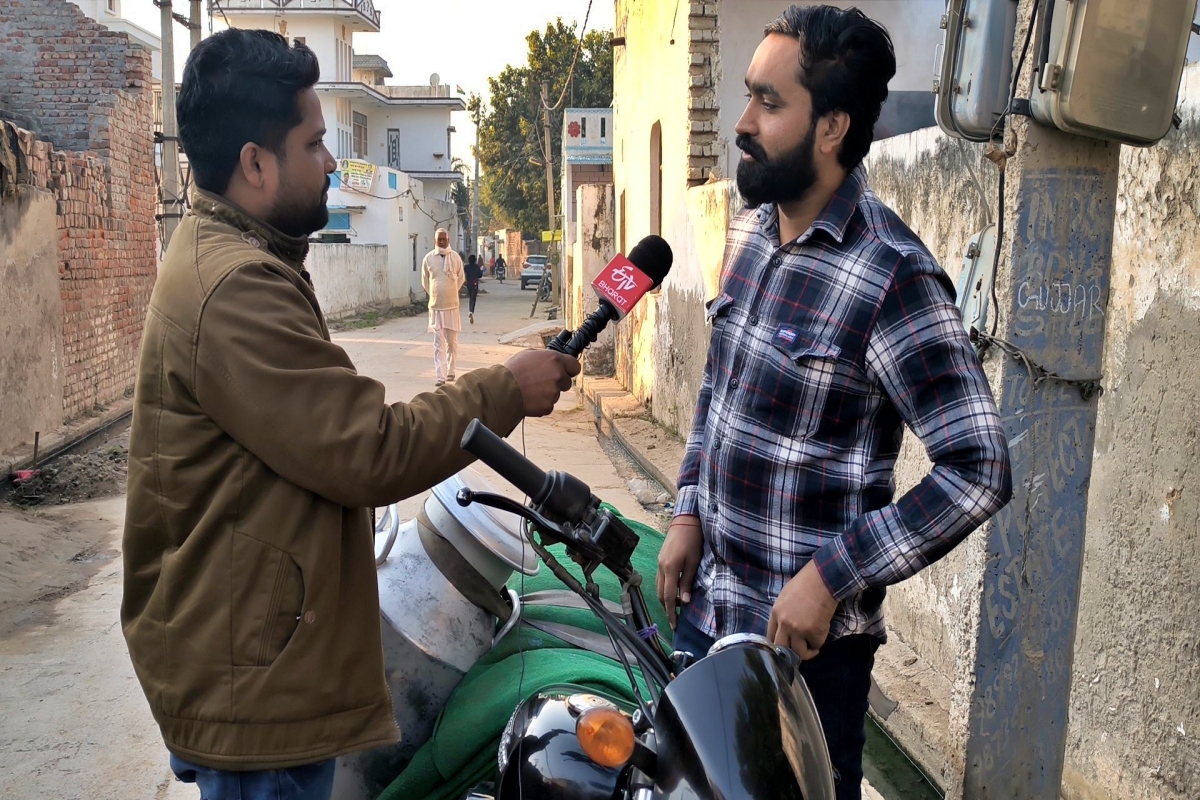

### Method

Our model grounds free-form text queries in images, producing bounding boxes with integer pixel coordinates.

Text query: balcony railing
[218,0,380,28]
[379,84,452,99]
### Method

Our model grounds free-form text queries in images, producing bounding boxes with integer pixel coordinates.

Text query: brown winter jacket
[121,190,525,770]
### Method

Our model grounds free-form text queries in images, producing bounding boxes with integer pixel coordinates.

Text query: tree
[475,20,612,236]
[451,156,471,238]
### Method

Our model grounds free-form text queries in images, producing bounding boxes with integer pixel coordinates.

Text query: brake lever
[455,489,567,544]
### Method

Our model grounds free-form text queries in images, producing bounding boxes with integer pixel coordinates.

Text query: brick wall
[687,2,719,184]
[1,0,157,424]
[572,163,614,185]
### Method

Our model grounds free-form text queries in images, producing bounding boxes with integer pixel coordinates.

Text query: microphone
[548,235,673,358]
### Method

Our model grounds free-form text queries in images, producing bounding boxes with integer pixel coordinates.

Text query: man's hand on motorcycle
[656,515,703,628]
[767,561,838,661]
[505,350,581,416]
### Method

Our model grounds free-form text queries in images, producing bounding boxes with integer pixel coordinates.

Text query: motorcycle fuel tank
[652,636,837,800]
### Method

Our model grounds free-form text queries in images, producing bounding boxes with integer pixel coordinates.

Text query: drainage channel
[863,715,944,799]
[0,411,132,500]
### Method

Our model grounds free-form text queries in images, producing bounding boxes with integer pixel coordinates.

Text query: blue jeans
[169,754,336,800]
[673,616,878,800]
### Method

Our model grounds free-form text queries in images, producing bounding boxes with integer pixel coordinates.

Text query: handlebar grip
[461,420,550,503]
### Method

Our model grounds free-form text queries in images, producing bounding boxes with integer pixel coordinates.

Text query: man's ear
[238,142,270,189]
[816,111,851,158]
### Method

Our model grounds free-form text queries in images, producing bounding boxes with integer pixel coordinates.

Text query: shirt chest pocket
[705,293,736,363]
[749,326,842,441]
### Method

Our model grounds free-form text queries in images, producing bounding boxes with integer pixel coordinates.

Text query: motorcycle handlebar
[461,420,550,505]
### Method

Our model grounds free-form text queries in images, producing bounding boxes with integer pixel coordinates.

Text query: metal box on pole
[1031,0,1198,146]
[935,0,1020,141]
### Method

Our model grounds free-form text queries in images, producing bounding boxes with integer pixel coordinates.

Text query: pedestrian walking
[422,228,464,386]
[121,29,580,800]
[465,253,483,324]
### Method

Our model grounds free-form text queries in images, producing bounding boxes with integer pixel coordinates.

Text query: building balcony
[218,0,380,32]
[314,82,466,110]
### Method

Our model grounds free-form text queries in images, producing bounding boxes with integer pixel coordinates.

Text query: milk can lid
[430,467,540,575]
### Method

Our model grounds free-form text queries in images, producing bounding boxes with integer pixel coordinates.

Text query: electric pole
[471,103,481,260]
[189,0,201,49]
[158,0,182,248]
[541,80,555,239]
[531,81,556,318]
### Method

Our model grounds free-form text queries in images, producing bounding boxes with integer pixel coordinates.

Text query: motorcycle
[495,264,506,283]
[449,420,838,800]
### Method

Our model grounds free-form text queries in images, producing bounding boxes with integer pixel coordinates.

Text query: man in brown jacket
[121,29,579,800]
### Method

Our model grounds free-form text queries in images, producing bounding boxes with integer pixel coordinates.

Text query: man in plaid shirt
[656,6,1012,796]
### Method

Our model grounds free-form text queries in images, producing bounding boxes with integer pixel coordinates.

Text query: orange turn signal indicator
[575,707,636,768]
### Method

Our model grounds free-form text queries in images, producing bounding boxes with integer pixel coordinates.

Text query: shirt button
[749,314,758,326]
[729,378,739,390]
[770,255,782,268]
[303,611,316,624]
[713,437,722,450]
[710,502,719,513]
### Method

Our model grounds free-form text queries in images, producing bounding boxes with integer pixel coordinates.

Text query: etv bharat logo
[610,265,638,293]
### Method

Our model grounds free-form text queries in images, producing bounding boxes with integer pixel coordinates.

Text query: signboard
[338,158,376,191]
[541,229,563,242]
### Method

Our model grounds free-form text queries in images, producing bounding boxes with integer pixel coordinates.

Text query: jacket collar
[191,190,310,269]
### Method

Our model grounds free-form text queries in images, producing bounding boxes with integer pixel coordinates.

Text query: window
[600,117,607,140]
[107,0,116,12]
[581,116,587,138]
[649,122,662,238]
[353,112,368,158]
[326,212,351,231]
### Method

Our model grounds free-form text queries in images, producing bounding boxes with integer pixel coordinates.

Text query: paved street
[0,278,659,800]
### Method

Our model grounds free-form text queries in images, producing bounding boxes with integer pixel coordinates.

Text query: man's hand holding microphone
[504,350,581,416]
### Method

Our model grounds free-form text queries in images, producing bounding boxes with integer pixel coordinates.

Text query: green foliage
[475,20,612,235]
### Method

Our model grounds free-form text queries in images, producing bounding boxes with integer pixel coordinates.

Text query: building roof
[353,54,393,78]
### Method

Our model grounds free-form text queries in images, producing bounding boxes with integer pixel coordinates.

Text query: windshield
[652,644,835,800]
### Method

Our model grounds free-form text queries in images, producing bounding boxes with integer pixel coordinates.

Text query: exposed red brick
[4,0,157,422]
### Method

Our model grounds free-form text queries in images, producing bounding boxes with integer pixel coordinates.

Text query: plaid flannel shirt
[675,168,1012,642]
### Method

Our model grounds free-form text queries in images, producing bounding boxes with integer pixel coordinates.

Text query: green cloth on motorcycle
[377,508,672,800]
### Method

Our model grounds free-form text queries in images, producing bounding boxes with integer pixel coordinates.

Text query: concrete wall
[567,184,617,376]
[0,187,63,457]
[306,243,388,320]
[1059,64,1200,800]
[861,64,1200,800]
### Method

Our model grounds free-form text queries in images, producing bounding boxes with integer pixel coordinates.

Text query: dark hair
[468,254,477,264]
[765,5,896,171]
[178,29,321,194]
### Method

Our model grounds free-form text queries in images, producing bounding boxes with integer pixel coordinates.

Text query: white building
[219,0,464,205]
[218,0,465,307]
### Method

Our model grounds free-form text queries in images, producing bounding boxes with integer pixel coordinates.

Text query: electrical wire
[984,0,1041,338]
[541,0,594,113]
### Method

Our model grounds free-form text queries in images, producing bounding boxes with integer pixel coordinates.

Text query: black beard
[268,176,331,238]
[735,125,818,208]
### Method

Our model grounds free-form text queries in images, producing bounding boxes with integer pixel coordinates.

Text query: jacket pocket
[231,533,305,667]
[750,326,842,441]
